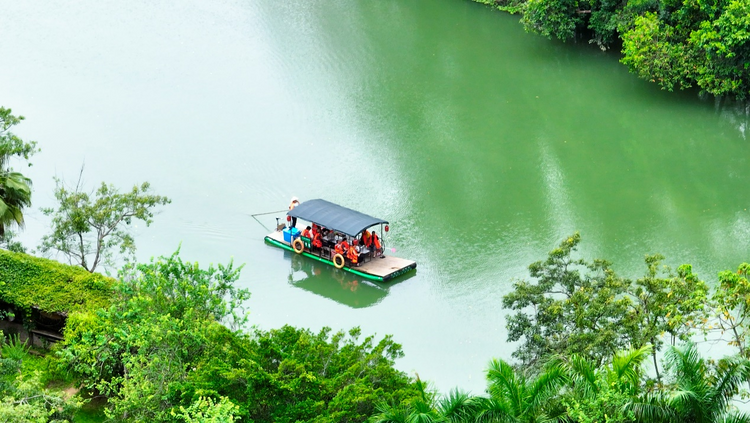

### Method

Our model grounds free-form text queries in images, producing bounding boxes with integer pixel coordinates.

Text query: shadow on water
[283,250,413,309]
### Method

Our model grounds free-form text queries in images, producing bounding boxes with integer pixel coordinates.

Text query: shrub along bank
[473,0,750,101]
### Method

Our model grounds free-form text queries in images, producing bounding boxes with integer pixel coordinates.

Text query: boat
[264,199,417,282]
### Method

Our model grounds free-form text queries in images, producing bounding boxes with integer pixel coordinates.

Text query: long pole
[250,209,287,217]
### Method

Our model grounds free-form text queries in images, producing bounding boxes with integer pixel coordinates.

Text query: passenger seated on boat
[301,226,313,239]
[347,240,360,266]
[311,225,323,249]
[334,238,349,256]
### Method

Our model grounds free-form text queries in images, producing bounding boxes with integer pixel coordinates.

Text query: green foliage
[39,177,171,273]
[503,233,708,377]
[521,0,582,41]
[370,380,480,423]
[60,247,416,423]
[223,325,418,423]
[711,263,750,357]
[691,0,750,99]
[557,346,651,423]
[480,357,568,423]
[621,13,702,92]
[626,257,708,380]
[172,396,239,423]
[0,108,38,166]
[60,249,248,422]
[656,343,750,423]
[0,329,81,423]
[503,233,635,370]
[0,107,38,239]
[0,230,27,253]
[2,334,30,364]
[474,0,750,100]
[0,249,113,318]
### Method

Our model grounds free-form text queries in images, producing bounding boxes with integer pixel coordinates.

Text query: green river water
[2,0,749,393]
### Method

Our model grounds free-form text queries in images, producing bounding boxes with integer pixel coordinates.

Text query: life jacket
[301,229,312,239]
[362,230,372,247]
[334,241,346,255]
[347,245,359,263]
[373,233,381,250]
[312,232,322,248]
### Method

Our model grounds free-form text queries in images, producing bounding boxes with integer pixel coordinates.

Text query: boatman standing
[289,197,300,228]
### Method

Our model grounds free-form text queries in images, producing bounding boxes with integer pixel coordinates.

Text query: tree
[503,233,635,370]
[626,258,709,381]
[646,343,750,423]
[711,263,750,358]
[503,234,708,376]
[60,249,248,422]
[476,357,568,423]
[370,380,480,423]
[0,107,38,241]
[39,174,170,272]
[557,346,651,423]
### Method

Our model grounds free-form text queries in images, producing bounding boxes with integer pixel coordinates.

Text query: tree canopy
[39,176,170,273]
[476,0,750,100]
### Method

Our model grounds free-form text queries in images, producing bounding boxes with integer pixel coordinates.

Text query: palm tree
[0,107,35,240]
[630,343,750,423]
[370,377,480,423]
[476,358,568,423]
[554,345,651,423]
[0,170,31,237]
[661,343,750,423]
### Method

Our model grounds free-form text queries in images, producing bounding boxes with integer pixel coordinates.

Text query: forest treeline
[473,0,750,100]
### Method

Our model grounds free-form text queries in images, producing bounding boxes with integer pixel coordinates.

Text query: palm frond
[528,365,567,412]
[437,388,481,423]
[371,402,410,423]
[721,412,750,423]
[710,356,750,412]
[556,354,597,398]
[487,358,524,416]
[611,345,651,392]
[628,392,675,423]
[474,397,513,423]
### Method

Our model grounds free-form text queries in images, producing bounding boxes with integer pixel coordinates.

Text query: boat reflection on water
[284,250,413,308]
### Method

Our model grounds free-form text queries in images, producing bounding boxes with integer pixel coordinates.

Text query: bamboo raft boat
[264,199,417,282]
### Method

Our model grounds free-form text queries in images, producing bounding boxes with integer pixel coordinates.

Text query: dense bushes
[474,0,750,100]
[0,250,113,319]
[60,250,418,422]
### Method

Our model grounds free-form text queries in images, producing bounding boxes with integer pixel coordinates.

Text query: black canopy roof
[287,199,387,237]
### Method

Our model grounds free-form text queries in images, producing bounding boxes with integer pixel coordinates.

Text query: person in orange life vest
[311,225,323,249]
[372,231,382,256]
[347,239,360,265]
[288,197,300,228]
[301,226,313,239]
[334,237,349,256]
[362,229,372,248]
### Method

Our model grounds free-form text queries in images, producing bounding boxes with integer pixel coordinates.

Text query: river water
[2,0,749,393]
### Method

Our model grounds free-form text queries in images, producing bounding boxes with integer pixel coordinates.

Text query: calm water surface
[2,0,749,393]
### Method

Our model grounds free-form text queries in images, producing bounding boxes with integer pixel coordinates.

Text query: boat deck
[265,229,416,282]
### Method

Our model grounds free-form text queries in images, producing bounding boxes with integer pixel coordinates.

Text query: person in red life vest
[347,239,360,266]
[311,225,323,249]
[301,226,313,239]
[372,231,382,257]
